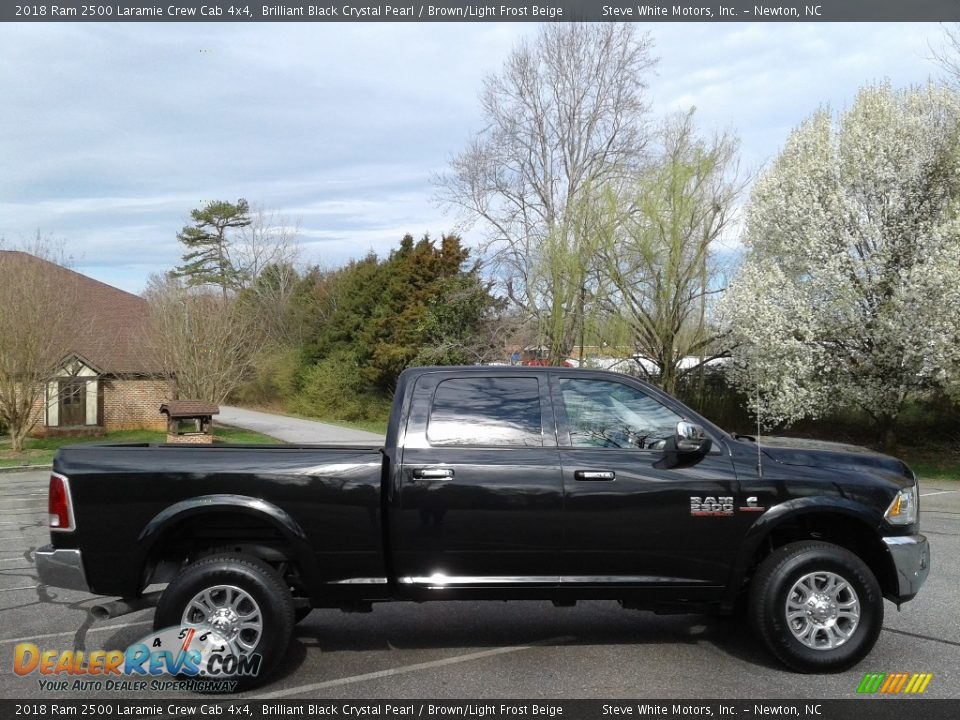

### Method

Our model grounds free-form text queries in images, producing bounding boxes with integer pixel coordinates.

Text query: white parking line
[920,490,960,497]
[0,619,152,645]
[255,635,575,699]
[0,585,38,593]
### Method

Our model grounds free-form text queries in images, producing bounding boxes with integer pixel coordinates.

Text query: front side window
[427,377,543,447]
[559,378,681,449]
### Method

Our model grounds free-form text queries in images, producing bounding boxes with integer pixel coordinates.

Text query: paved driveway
[217,406,383,444]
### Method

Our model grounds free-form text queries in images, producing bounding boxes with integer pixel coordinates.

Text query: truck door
[392,371,564,588]
[553,374,741,588]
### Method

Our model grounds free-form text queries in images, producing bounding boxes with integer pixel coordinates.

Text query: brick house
[1,251,172,437]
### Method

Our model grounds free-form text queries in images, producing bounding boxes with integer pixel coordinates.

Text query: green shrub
[292,354,390,423]
[232,347,301,407]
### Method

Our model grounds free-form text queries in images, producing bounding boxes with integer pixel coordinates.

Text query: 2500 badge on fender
[36,366,929,687]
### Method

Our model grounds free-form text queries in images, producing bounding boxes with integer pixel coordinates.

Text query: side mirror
[676,421,711,455]
[654,422,712,469]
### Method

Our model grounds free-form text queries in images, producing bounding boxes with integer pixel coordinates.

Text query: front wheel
[154,552,294,690]
[749,541,883,673]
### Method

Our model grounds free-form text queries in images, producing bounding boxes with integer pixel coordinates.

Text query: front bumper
[882,534,929,602]
[35,545,90,593]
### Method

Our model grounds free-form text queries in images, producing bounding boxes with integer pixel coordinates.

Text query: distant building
[1,251,171,437]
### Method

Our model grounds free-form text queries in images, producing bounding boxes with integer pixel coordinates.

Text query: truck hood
[757,436,914,479]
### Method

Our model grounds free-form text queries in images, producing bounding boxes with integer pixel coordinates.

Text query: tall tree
[436,23,656,362]
[230,206,302,291]
[239,262,304,346]
[720,83,960,450]
[144,275,263,403]
[600,111,742,394]
[173,199,252,298]
[232,208,304,346]
[0,238,79,451]
[301,253,387,365]
[360,234,497,390]
[299,234,501,395]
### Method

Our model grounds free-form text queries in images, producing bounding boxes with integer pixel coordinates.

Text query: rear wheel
[749,541,883,672]
[155,552,294,690]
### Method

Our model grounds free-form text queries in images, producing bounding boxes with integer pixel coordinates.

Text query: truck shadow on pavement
[44,602,786,697]
[288,600,780,671]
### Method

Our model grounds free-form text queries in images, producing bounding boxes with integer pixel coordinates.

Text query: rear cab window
[427,377,544,447]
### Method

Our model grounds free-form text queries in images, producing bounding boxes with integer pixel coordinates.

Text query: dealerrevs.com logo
[13,626,262,692]
[856,672,933,695]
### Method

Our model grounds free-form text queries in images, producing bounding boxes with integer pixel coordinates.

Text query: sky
[0,21,948,293]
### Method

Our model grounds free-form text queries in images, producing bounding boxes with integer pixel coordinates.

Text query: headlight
[885,485,918,526]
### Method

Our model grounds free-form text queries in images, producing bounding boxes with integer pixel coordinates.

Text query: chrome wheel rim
[181,584,263,657]
[785,571,860,650]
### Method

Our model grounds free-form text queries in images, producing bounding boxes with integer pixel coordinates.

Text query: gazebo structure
[159,401,220,444]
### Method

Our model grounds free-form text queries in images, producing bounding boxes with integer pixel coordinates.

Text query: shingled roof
[0,250,162,375]
[160,401,219,418]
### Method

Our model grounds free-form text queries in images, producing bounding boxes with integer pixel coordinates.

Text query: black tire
[154,552,294,690]
[749,540,883,673]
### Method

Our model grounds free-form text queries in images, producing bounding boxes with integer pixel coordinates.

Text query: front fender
[722,496,885,610]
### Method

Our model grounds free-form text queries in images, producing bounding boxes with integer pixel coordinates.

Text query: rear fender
[138,494,318,596]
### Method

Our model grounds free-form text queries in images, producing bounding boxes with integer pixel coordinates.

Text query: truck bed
[52,442,387,598]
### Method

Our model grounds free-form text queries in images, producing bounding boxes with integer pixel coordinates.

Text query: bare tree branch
[144,276,264,404]
[0,236,82,451]
[599,110,744,393]
[436,23,656,361]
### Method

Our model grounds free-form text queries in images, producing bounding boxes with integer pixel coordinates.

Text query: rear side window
[427,377,543,447]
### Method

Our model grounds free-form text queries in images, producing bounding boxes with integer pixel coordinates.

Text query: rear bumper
[882,534,929,602]
[35,545,90,593]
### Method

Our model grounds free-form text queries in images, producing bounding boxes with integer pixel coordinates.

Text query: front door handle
[411,467,455,480]
[574,470,616,481]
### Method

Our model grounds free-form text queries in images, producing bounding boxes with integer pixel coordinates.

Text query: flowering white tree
[720,83,960,450]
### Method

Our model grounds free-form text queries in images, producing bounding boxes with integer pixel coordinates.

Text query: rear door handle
[574,470,616,481]
[411,467,455,480]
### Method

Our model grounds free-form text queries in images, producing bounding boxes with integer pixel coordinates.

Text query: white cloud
[0,21,947,292]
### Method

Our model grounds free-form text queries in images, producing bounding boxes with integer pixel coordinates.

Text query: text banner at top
[6,1,960,22]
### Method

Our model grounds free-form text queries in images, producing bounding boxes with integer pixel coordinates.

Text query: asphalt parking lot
[1,469,957,701]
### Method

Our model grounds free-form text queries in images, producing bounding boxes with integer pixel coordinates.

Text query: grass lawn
[895,447,960,482]
[0,425,280,468]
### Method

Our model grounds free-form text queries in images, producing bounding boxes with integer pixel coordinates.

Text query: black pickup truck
[37,366,928,680]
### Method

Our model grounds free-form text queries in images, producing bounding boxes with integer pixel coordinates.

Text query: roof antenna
[755,374,763,480]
